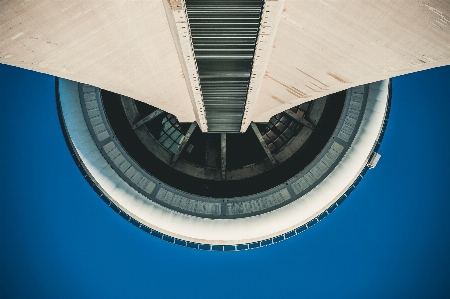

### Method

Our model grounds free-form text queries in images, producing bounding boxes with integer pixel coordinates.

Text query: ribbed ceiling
[185,0,264,132]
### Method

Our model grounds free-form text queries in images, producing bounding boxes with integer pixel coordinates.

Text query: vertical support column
[221,133,226,180]
[170,122,197,166]
[251,123,277,166]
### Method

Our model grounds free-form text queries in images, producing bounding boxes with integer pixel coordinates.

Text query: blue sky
[1,64,449,299]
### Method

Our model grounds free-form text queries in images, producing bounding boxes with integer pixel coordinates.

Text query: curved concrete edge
[59,78,389,246]
[85,83,361,219]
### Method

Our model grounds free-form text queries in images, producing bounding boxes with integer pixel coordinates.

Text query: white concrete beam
[162,0,207,131]
[241,0,285,132]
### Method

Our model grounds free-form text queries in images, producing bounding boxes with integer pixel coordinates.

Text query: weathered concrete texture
[251,0,450,122]
[1,0,449,127]
[0,0,196,122]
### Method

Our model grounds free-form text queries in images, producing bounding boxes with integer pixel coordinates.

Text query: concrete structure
[57,78,390,249]
[1,0,449,130]
[1,0,449,249]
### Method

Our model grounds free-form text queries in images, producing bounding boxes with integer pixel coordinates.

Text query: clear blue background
[1,64,449,298]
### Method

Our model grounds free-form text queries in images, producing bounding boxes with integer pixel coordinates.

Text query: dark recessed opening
[101,90,345,197]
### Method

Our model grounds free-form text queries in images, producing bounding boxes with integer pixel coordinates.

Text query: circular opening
[101,90,346,197]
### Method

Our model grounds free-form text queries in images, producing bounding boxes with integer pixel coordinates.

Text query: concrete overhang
[1,0,449,130]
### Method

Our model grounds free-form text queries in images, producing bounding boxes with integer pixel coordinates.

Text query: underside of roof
[1,0,449,131]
